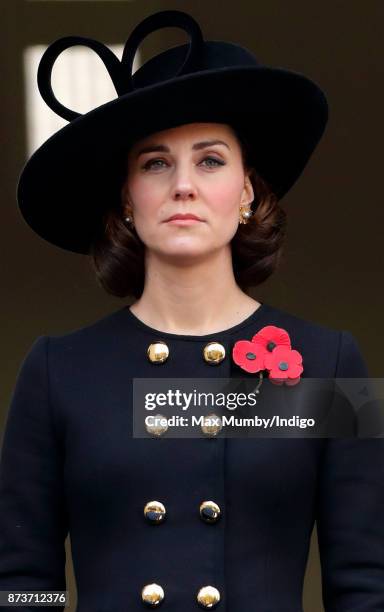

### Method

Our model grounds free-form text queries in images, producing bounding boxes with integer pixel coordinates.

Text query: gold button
[201,413,223,437]
[203,342,226,365]
[141,583,164,607]
[144,501,166,524]
[147,341,169,364]
[145,413,168,437]
[200,500,221,524]
[196,585,220,608]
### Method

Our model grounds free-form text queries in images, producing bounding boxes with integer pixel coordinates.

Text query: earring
[124,201,134,226]
[123,194,134,225]
[239,204,253,224]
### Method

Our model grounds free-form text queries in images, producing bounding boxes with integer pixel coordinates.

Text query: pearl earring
[239,204,253,224]
[124,199,134,225]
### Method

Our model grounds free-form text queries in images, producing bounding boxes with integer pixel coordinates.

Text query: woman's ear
[242,171,254,206]
[121,183,133,215]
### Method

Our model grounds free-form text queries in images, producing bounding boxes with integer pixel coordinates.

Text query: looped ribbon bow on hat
[37,10,204,122]
[232,325,304,385]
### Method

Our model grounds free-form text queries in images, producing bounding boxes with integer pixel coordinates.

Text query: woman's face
[122,122,254,262]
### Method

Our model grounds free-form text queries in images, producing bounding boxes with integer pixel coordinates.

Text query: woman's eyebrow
[135,139,230,158]
[192,140,230,151]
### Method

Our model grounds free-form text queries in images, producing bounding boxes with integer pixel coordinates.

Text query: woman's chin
[152,242,212,261]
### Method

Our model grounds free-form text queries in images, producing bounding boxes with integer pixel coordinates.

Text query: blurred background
[1,1,383,610]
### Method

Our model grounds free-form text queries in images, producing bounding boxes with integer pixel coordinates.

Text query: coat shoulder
[44,307,132,364]
[49,307,129,342]
[261,302,341,345]
[259,304,368,377]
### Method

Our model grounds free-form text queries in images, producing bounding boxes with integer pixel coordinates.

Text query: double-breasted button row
[147,341,226,365]
[144,500,221,524]
[146,412,223,437]
[142,583,221,608]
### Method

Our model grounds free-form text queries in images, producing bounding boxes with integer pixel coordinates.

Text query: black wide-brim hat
[17,9,329,254]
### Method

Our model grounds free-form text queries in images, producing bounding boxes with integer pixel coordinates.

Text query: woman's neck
[129,249,261,335]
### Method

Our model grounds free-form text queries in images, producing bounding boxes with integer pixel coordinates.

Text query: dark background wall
[1,1,383,610]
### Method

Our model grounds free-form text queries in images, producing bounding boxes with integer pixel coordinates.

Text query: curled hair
[89,127,287,299]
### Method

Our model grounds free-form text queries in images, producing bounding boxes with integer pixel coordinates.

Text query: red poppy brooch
[232,325,303,386]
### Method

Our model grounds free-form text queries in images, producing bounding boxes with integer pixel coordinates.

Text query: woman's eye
[201,156,225,168]
[143,159,167,170]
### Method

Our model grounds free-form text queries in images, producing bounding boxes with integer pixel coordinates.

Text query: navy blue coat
[0,302,383,611]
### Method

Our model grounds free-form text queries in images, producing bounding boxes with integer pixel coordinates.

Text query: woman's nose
[171,165,198,201]
[173,187,197,200]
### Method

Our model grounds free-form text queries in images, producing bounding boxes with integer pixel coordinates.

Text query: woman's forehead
[127,122,239,158]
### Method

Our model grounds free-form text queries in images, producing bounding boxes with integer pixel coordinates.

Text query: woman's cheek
[211,180,243,208]
[133,194,159,223]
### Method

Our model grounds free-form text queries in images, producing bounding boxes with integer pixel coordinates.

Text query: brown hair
[89,127,287,299]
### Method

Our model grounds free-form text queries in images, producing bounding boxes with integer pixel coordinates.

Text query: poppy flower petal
[232,340,255,363]
[263,353,275,370]
[251,325,291,350]
[290,349,303,364]
[287,364,304,378]
[232,340,266,373]
[285,377,301,386]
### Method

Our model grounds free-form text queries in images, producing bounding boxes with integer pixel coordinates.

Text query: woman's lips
[166,218,203,225]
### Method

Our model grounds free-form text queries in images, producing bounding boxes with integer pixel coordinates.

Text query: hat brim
[17,65,328,254]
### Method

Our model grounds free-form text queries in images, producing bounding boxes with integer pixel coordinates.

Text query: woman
[104,120,262,332]
[1,9,383,612]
